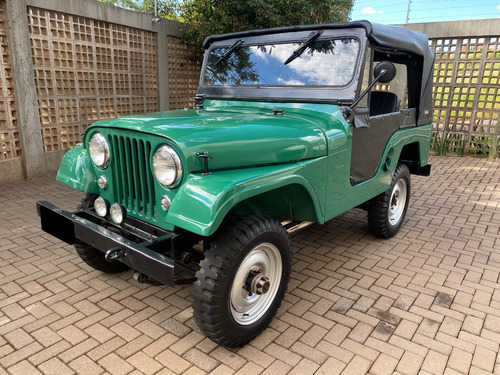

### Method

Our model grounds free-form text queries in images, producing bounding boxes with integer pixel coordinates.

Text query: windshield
[203,38,360,87]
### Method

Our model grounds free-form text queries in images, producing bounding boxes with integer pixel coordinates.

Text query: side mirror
[374,61,396,83]
[343,60,397,119]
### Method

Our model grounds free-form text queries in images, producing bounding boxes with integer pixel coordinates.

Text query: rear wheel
[368,164,411,238]
[192,216,292,347]
[74,194,129,273]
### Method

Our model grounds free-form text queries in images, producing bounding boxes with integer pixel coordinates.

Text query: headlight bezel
[152,144,183,188]
[88,132,110,169]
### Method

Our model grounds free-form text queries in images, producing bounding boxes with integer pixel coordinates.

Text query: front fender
[166,158,326,236]
[56,145,98,193]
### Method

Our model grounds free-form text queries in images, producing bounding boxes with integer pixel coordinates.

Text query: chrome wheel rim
[230,243,282,325]
[388,179,407,226]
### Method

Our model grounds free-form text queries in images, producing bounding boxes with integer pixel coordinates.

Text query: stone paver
[1,155,499,374]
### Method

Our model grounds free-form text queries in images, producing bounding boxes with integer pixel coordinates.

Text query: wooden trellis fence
[0,7,499,185]
[430,36,500,158]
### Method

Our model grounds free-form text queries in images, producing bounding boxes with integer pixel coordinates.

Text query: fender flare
[56,145,98,193]
[166,163,325,236]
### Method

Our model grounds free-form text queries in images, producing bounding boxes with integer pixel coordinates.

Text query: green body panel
[59,100,432,237]
[85,101,329,173]
[167,158,327,236]
[325,123,433,219]
[56,145,98,193]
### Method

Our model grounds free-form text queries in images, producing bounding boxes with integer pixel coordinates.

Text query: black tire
[77,193,98,211]
[192,216,292,347]
[368,164,411,238]
[74,194,129,273]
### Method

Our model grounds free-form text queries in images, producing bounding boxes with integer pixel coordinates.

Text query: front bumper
[36,201,178,286]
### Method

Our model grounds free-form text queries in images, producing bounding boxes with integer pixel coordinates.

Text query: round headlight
[89,133,110,168]
[94,196,109,217]
[153,145,182,187]
[160,195,171,212]
[97,176,107,190]
[110,203,126,224]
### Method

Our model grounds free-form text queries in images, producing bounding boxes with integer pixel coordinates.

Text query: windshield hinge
[194,96,204,109]
[342,107,352,120]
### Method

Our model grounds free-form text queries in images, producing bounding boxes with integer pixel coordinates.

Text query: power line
[410,5,498,12]
[357,4,498,12]
[378,12,500,23]
[355,0,495,4]
[355,4,499,19]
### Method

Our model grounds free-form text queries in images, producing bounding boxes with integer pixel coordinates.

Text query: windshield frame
[197,27,368,104]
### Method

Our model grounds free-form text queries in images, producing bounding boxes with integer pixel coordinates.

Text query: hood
[88,102,332,173]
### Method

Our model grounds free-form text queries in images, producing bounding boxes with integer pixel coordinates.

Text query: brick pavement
[1,155,499,375]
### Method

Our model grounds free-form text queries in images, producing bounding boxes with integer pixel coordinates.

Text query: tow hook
[105,248,124,262]
[134,272,162,286]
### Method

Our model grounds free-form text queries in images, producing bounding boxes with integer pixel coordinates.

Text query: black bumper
[36,201,177,286]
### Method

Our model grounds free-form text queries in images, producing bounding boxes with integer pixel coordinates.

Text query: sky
[350,0,500,24]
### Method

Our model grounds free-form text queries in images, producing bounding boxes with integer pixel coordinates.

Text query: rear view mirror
[374,61,396,83]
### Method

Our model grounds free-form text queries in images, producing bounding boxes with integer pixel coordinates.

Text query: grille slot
[109,135,156,219]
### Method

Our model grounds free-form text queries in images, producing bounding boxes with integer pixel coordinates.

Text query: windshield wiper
[216,39,244,65]
[284,31,321,65]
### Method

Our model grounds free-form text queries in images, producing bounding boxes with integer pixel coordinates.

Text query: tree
[98,0,181,20]
[181,0,353,60]
[97,0,354,59]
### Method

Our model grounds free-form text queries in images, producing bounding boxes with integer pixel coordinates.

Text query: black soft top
[203,21,434,125]
[203,21,430,58]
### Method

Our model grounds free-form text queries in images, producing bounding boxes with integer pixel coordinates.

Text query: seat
[370,91,399,116]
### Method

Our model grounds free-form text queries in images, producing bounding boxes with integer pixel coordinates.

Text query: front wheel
[192,216,292,347]
[368,164,411,238]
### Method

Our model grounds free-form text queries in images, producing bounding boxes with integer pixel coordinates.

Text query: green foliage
[97,0,354,60]
[142,0,182,20]
[97,0,181,20]
[204,47,258,85]
[181,0,354,60]
[434,135,451,156]
[456,135,467,157]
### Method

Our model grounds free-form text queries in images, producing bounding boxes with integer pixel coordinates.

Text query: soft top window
[203,38,359,87]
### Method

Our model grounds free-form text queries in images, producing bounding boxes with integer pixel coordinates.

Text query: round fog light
[110,203,126,224]
[160,195,171,212]
[94,197,109,217]
[97,176,107,189]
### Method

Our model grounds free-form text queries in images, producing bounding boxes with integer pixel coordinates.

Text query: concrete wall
[0,0,198,185]
[405,18,500,38]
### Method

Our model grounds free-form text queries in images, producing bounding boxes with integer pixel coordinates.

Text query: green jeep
[37,21,434,347]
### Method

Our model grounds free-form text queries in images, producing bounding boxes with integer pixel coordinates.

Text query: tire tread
[192,216,291,347]
[368,164,411,238]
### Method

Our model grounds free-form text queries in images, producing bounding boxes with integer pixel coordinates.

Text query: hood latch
[196,151,213,175]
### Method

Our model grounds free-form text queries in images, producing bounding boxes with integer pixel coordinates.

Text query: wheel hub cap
[388,179,407,225]
[246,270,270,295]
[230,243,282,325]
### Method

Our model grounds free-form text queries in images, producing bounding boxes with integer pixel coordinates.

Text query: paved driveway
[1,155,499,375]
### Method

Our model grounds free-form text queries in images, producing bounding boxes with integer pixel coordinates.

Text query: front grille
[109,135,156,219]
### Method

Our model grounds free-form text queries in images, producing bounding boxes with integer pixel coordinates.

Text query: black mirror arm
[350,69,387,111]
[342,69,387,119]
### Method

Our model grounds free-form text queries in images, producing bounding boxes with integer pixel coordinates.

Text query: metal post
[406,0,411,23]
[6,0,47,179]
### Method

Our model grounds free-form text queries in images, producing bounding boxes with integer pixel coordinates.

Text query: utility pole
[406,0,411,23]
